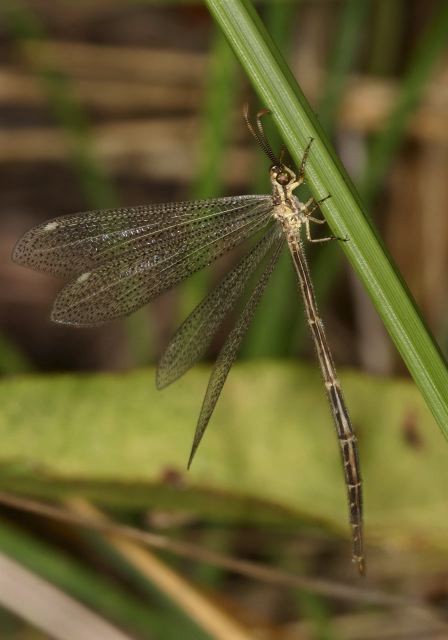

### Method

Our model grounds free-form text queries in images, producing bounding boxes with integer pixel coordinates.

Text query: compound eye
[277,172,290,186]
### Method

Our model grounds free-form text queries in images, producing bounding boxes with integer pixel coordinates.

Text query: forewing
[12,195,271,278]
[187,235,284,468]
[156,223,280,389]
[51,201,273,326]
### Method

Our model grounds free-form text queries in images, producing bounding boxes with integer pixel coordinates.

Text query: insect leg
[305,218,347,244]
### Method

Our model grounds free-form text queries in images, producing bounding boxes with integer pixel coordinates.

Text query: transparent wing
[187,236,284,468]
[50,200,273,326]
[12,195,271,278]
[156,223,281,389]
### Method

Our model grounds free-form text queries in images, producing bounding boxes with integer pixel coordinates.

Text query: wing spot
[77,272,91,284]
[43,221,59,232]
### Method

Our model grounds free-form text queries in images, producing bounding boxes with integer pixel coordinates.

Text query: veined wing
[156,223,280,389]
[12,195,271,278]
[50,202,273,326]
[188,235,284,468]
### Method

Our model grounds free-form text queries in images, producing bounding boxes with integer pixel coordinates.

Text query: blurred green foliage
[0,362,446,551]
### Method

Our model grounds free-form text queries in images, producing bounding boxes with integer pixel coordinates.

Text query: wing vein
[51,204,274,325]
[188,235,284,467]
[157,223,281,388]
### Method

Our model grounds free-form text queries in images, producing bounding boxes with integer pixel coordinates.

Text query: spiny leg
[305,218,348,244]
[298,138,314,182]
[295,144,348,245]
[303,196,348,243]
[303,195,332,222]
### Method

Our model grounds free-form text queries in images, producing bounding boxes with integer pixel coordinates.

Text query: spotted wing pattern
[13,196,272,326]
[188,235,284,468]
[156,223,280,389]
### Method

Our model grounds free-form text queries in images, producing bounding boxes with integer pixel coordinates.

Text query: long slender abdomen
[287,234,365,575]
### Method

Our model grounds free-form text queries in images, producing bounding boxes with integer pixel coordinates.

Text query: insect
[12,107,364,575]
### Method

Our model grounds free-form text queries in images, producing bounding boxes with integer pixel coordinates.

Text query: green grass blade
[204,0,448,439]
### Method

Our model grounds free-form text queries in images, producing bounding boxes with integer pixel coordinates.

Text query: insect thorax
[270,167,303,234]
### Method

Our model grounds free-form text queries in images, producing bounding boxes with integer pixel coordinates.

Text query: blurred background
[1,0,448,638]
